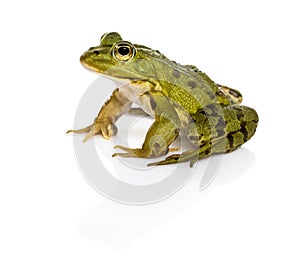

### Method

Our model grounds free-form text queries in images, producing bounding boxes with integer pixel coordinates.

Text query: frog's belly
[118,83,155,117]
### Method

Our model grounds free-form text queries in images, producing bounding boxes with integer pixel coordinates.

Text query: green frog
[67,32,258,166]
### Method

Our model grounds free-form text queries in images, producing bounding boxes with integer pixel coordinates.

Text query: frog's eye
[112,41,136,62]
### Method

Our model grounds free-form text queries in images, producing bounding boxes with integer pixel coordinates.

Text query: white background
[1,0,300,260]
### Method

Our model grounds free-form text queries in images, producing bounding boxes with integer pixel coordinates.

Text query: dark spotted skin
[188,81,197,88]
[153,104,258,166]
[172,69,181,78]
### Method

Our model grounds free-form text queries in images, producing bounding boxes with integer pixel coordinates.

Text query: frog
[67,32,258,167]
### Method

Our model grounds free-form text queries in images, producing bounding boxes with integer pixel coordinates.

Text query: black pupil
[118,46,130,56]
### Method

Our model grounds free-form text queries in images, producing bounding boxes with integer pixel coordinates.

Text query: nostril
[93,50,100,55]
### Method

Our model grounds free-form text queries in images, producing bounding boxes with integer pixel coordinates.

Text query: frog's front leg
[67,88,132,142]
[113,92,181,159]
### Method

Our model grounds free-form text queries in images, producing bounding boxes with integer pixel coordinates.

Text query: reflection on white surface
[78,148,255,249]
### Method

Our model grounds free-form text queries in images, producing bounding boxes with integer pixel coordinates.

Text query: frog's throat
[81,64,136,87]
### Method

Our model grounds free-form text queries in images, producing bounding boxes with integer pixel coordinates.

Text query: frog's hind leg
[149,104,258,167]
[147,141,214,167]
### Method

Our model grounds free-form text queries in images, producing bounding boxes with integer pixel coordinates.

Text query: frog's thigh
[113,92,180,158]
[222,105,258,152]
[187,104,258,153]
[187,105,226,147]
[150,105,258,166]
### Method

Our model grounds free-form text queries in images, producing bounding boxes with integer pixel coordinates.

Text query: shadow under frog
[77,147,255,249]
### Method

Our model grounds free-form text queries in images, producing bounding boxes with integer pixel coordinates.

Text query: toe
[112,152,136,158]
[66,124,93,134]
[114,145,133,152]
[82,129,95,142]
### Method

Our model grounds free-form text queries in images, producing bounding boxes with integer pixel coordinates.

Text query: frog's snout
[80,51,88,65]
[80,48,100,69]
[80,51,93,70]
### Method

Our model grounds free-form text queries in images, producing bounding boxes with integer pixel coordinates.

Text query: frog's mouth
[80,58,142,82]
[80,59,137,86]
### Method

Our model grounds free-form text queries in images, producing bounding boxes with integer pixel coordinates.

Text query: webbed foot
[147,150,201,167]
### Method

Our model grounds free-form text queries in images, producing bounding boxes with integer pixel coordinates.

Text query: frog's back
[147,54,230,113]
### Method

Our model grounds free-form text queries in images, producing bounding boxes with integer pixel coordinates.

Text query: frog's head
[80,32,157,80]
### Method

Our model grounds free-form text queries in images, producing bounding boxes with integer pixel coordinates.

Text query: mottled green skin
[67,32,258,166]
